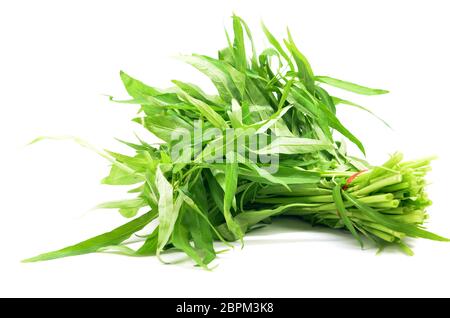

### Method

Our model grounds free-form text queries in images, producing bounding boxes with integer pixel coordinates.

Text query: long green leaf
[23,211,157,262]
[285,29,315,91]
[223,159,243,241]
[257,136,332,155]
[232,14,247,72]
[120,70,163,98]
[261,22,294,71]
[316,76,389,95]
[172,215,208,269]
[178,91,228,129]
[333,184,364,247]
[343,192,449,241]
[155,166,181,256]
[333,96,391,128]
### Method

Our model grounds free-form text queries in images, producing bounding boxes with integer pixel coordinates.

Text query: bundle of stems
[24,15,447,267]
[238,153,439,255]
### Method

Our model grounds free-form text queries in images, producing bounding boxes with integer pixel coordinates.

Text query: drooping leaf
[316,76,389,95]
[172,213,208,269]
[333,96,391,128]
[23,211,157,262]
[223,158,244,241]
[155,166,181,257]
[332,184,364,247]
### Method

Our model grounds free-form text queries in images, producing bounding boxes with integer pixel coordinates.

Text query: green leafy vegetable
[25,14,446,267]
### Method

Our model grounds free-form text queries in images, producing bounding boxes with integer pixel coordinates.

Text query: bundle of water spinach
[24,15,447,267]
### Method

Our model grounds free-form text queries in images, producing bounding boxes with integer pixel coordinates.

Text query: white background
[1,0,450,297]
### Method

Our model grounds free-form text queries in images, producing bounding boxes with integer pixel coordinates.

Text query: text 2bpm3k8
[176,302,274,315]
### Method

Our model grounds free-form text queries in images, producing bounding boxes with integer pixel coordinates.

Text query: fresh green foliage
[25,14,446,267]
[23,211,157,262]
